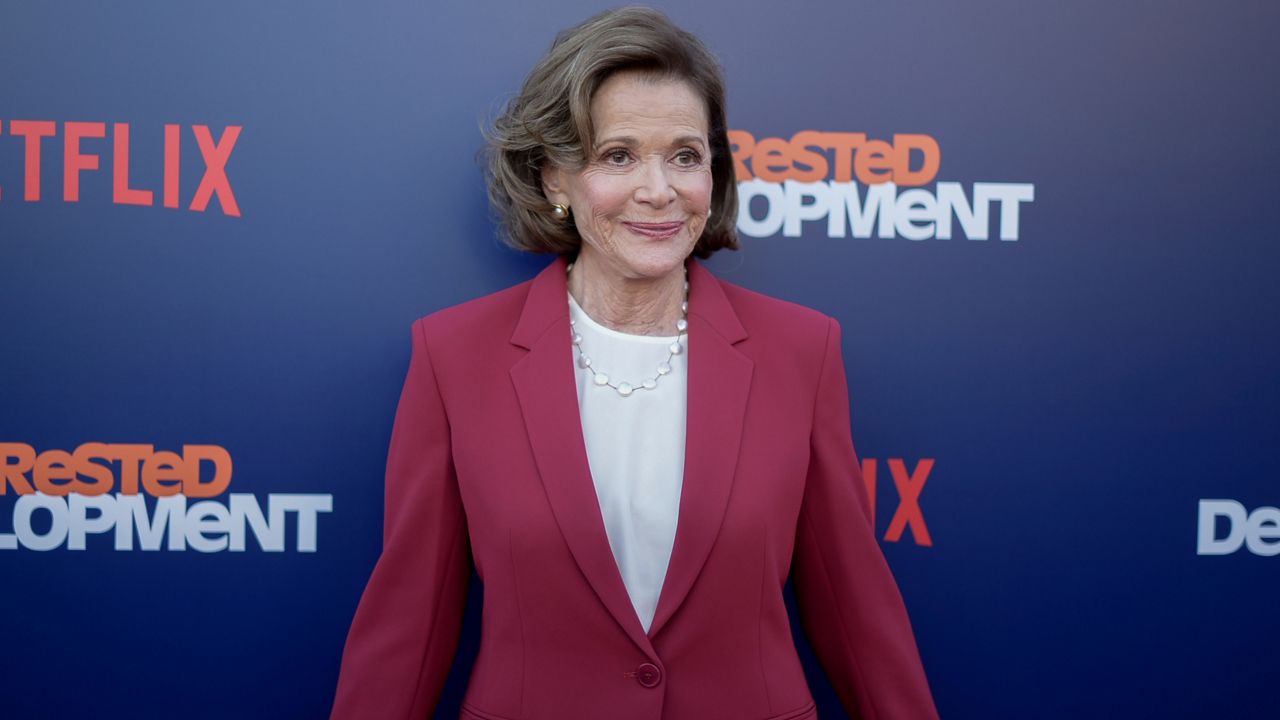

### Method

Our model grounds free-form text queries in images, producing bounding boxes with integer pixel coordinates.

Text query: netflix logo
[0,120,241,217]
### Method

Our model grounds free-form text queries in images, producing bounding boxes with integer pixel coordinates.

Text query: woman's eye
[675,150,702,166]
[604,150,630,164]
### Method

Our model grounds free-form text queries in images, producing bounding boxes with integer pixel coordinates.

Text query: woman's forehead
[590,72,709,141]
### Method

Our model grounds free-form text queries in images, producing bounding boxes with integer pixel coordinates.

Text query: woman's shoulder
[418,278,532,332]
[698,271,849,405]
[407,274,542,361]
[710,272,836,343]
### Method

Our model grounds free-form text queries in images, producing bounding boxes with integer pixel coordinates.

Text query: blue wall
[2,1,1276,717]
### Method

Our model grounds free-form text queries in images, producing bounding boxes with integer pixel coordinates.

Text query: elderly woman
[332,7,937,720]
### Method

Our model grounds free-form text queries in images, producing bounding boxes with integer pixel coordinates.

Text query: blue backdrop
[2,1,1277,717]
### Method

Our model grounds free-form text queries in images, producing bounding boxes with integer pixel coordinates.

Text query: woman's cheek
[689,170,713,205]
[689,217,707,241]
[688,175,713,237]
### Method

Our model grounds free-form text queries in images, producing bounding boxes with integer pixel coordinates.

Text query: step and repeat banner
[1,1,1275,718]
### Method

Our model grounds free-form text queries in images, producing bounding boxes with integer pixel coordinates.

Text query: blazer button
[635,663,662,688]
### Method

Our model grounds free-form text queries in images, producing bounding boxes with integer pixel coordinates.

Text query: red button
[635,662,661,688]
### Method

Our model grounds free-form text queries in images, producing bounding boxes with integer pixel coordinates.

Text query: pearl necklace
[567,262,688,398]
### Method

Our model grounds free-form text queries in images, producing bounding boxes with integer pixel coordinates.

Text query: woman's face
[543,70,713,283]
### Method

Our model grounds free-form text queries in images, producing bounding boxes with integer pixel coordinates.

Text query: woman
[332,7,937,719]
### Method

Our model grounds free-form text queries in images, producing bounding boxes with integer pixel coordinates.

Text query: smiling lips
[623,221,684,240]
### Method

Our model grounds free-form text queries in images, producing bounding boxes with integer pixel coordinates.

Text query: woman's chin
[625,255,691,282]
[581,246,692,283]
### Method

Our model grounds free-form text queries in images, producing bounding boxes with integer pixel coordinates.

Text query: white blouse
[568,293,687,632]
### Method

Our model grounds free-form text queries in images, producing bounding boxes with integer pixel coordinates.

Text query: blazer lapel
[509,257,657,658]
[648,260,753,638]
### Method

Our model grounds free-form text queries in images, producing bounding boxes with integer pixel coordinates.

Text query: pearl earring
[552,203,569,219]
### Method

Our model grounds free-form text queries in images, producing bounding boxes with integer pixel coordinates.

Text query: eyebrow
[596,134,708,149]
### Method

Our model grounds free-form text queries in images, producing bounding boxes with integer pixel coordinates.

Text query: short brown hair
[485,6,739,259]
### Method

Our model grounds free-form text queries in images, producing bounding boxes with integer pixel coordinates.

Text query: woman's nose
[634,158,677,206]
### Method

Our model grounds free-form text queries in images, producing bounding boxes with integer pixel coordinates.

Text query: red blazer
[332,257,938,720]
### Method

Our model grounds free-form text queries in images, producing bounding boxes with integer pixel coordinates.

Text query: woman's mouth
[623,221,683,240]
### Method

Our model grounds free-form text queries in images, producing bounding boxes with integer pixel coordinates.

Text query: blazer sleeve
[791,318,939,720]
[331,319,471,719]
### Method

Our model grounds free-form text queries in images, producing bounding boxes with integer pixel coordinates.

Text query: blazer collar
[509,256,571,350]
[509,255,753,651]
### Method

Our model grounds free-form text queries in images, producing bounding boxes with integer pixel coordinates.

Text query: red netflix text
[861,458,933,547]
[0,120,241,217]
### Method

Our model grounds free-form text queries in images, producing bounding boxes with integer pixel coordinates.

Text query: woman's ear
[541,164,569,206]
